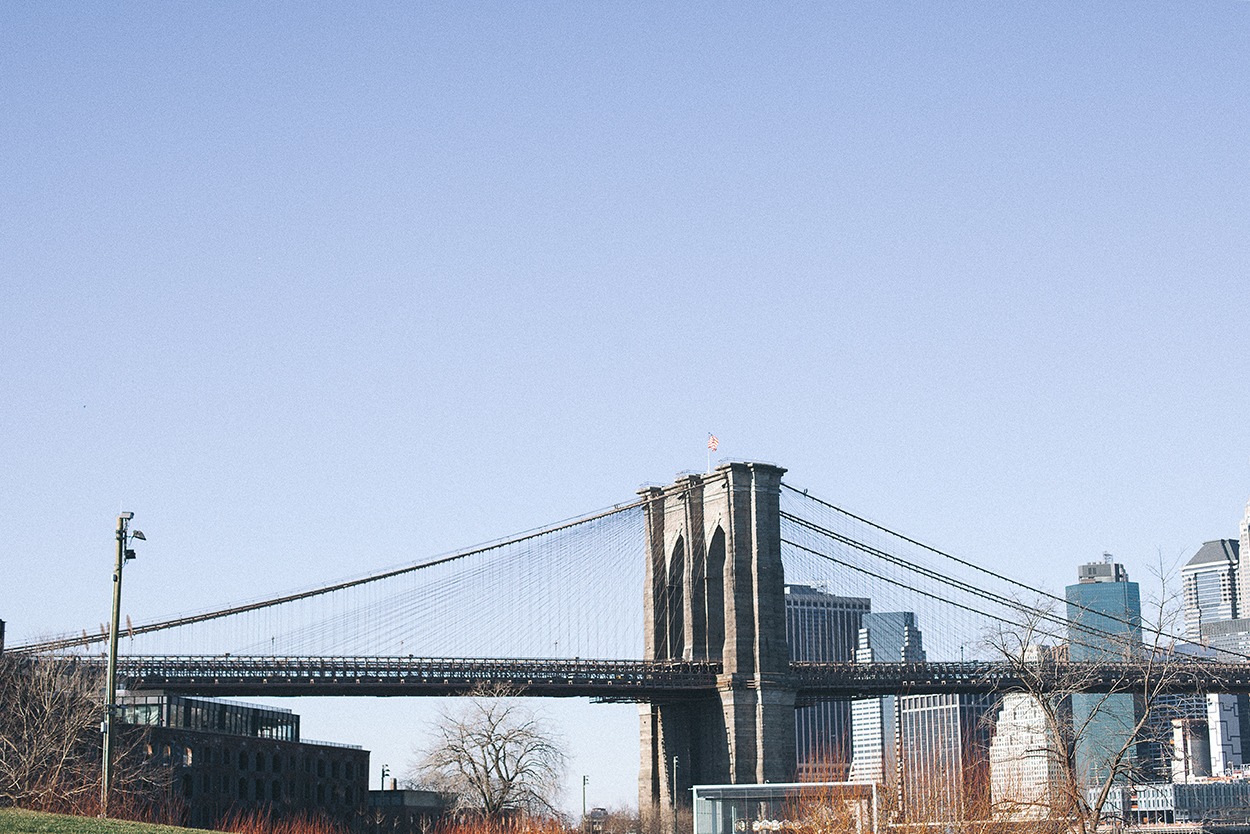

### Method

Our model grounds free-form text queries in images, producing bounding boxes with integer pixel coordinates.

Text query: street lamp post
[582,775,589,834]
[670,755,679,834]
[102,512,143,818]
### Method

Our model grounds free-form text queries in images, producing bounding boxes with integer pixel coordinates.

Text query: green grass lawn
[0,809,215,834]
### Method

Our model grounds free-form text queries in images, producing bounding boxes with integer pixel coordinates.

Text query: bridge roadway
[116,656,1250,700]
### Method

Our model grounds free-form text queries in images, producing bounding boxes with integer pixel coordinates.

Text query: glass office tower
[1066,555,1142,786]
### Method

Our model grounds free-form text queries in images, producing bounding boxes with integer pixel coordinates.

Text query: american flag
[707,434,719,452]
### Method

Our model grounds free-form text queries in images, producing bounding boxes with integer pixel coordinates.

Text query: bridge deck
[112,656,1250,700]
[119,656,720,699]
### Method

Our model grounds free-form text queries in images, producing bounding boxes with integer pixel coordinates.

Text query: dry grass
[214,810,347,834]
[426,817,569,834]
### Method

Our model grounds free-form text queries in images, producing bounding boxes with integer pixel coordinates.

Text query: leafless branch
[407,683,567,821]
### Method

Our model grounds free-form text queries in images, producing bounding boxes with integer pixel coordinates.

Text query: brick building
[118,692,369,829]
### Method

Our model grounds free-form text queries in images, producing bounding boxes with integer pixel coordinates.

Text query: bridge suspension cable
[779,510,1135,649]
[782,535,1140,662]
[781,484,1156,640]
[10,497,647,658]
[780,483,1236,663]
[17,474,1229,671]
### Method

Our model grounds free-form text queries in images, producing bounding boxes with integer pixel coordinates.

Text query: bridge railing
[115,655,723,699]
[100,655,1250,700]
[791,659,1250,697]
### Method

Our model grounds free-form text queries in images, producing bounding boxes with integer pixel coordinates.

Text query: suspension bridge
[8,461,1250,811]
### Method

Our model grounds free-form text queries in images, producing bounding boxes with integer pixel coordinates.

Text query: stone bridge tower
[639,462,795,824]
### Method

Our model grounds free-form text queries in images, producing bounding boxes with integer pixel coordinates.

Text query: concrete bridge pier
[639,462,796,830]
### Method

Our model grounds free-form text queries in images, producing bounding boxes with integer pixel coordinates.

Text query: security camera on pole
[102,512,144,818]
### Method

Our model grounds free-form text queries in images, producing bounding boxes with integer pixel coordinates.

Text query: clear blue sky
[3,1,1248,815]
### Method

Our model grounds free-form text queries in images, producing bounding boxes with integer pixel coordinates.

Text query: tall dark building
[784,583,870,778]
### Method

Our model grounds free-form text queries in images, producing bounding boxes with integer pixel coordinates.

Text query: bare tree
[0,653,105,811]
[0,653,162,815]
[984,563,1190,834]
[408,685,567,821]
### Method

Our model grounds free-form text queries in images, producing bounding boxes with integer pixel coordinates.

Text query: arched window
[667,536,685,659]
[705,527,726,659]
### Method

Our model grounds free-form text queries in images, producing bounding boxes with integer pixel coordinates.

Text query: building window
[183,746,194,766]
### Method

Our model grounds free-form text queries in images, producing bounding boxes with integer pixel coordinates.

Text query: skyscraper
[784,584,871,778]
[843,610,996,821]
[849,612,925,785]
[1066,555,1142,786]
[1174,523,1250,780]
[898,692,999,822]
[1181,540,1240,640]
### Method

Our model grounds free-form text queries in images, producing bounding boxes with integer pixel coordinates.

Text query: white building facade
[988,694,1067,819]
